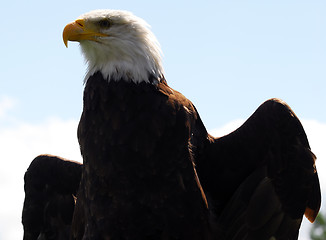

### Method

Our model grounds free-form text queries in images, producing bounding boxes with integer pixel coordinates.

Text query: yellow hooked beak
[63,19,108,47]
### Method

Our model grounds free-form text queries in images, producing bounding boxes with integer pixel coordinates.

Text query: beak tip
[63,32,68,47]
[62,22,74,48]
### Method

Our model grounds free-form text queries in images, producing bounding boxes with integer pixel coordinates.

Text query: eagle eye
[98,19,112,28]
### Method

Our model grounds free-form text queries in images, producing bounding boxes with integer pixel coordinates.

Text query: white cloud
[0,115,81,239]
[209,119,245,138]
[300,120,326,240]
[0,94,324,240]
[301,120,326,186]
[0,96,16,118]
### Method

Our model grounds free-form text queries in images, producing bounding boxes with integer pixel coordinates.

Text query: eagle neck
[85,71,163,85]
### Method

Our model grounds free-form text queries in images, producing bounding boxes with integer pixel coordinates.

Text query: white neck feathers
[79,10,164,84]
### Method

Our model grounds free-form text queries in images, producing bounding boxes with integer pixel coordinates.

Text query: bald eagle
[22,10,320,240]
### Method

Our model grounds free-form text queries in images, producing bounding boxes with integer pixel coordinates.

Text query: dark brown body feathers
[73,72,210,239]
[22,73,320,240]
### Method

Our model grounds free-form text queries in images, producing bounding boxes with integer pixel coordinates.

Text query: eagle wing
[21,99,320,240]
[22,155,82,240]
[195,98,321,240]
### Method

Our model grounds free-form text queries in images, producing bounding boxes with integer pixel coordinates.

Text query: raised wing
[196,98,321,240]
[22,155,82,240]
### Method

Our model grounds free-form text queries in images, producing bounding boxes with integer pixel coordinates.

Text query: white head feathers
[74,10,164,84]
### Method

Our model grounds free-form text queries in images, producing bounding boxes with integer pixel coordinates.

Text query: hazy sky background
[0,1,325,239]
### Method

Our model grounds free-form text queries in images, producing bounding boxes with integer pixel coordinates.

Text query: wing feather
[22,155,82,240]
[195,98,321,240]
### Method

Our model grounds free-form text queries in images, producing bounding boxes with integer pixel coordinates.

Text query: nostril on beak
[75,19,84,27]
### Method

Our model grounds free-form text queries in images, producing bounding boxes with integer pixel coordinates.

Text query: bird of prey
[22,9,321,240]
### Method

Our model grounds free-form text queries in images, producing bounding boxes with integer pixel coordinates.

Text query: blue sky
[2,0,326,128]
[0,1,325,239]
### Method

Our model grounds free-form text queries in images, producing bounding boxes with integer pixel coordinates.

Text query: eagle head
[63,10,164,83]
